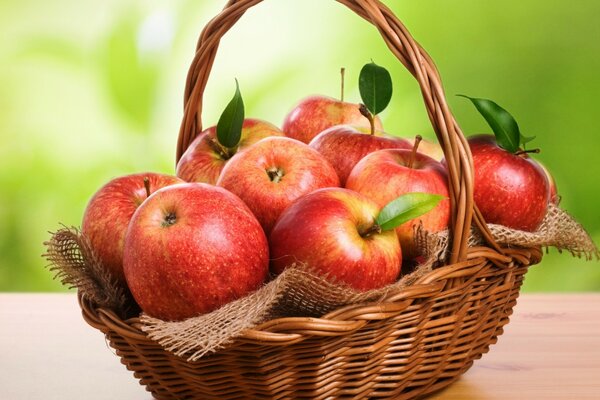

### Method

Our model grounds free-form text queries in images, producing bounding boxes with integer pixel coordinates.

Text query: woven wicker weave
[80,0,543,398]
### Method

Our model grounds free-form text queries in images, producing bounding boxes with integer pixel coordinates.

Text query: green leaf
[458,95,521,153]
[216,79,245,148]
[359,61,393,115]
[376,193,445,231]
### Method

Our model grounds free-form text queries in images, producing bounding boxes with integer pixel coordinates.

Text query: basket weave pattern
[79,0,543,398]
[80,247,541,399]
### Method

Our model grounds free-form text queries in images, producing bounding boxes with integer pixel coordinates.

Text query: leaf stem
[359,104,375,135]
[143,177,151,198]
[407,135,422,169]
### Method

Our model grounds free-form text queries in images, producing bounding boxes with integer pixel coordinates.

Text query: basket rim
[79,245,541,347]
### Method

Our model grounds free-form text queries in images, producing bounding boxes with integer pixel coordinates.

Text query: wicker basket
[80,0,544,398]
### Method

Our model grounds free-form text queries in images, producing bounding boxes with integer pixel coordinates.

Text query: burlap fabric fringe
[43,226,130,316]
[416,203,600,264]
[44,204,598,361]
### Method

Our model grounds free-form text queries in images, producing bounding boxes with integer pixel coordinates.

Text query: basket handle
[176,0,500,264]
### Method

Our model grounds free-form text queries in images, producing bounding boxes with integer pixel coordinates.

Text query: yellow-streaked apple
[217,137,340,234]
[269,188,401,291]
[282,96,383,144]
[346,142,450,259]
[81,173,183,285]
[176,118,283,184]
[309,125,411,186]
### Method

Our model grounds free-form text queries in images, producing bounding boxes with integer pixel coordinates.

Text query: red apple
[346,146,450,259]
[81,173,183,285]
[282,95,383,144]
[406,136,444,161]
[468,134,550,231]
[123,183,269,321]
[217,137,340,233]
[270,188,401,291]
[309,125,412,185]
[176,118,283,184]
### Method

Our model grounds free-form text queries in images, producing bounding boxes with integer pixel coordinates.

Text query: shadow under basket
[77,0,547,398]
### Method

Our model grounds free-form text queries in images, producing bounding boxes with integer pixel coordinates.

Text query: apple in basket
[308,62,412,185]
[123,183,269,321]
[282,67,383,144]
[176,118,283,184]
[217,136,340,234]
[81,173,183,285]
[460,95,550,231]
[283,95,383,144]
[309,125,411,186]
[270,188,444,291]
[346,136,450,259]
[469,134,549,231]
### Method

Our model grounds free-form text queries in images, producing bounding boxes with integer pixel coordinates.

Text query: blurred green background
[0,0,598,292]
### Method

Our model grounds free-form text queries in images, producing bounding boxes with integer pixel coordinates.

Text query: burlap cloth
[44,204,598,361]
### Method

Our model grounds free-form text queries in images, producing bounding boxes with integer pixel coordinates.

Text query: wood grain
[430,294,600,400]
[0,293,598,399]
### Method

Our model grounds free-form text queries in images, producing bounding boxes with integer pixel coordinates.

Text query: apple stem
[407,135,423,169]
[359,104,375,135]
[143,177,151,198]
[515,148,541,156]
[207,136,234,160]
[340,67,346,102]
[360,223,382,238]
[359,224,381,238]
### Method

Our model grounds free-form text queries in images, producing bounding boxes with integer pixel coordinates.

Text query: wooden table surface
[1,293,599,399]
